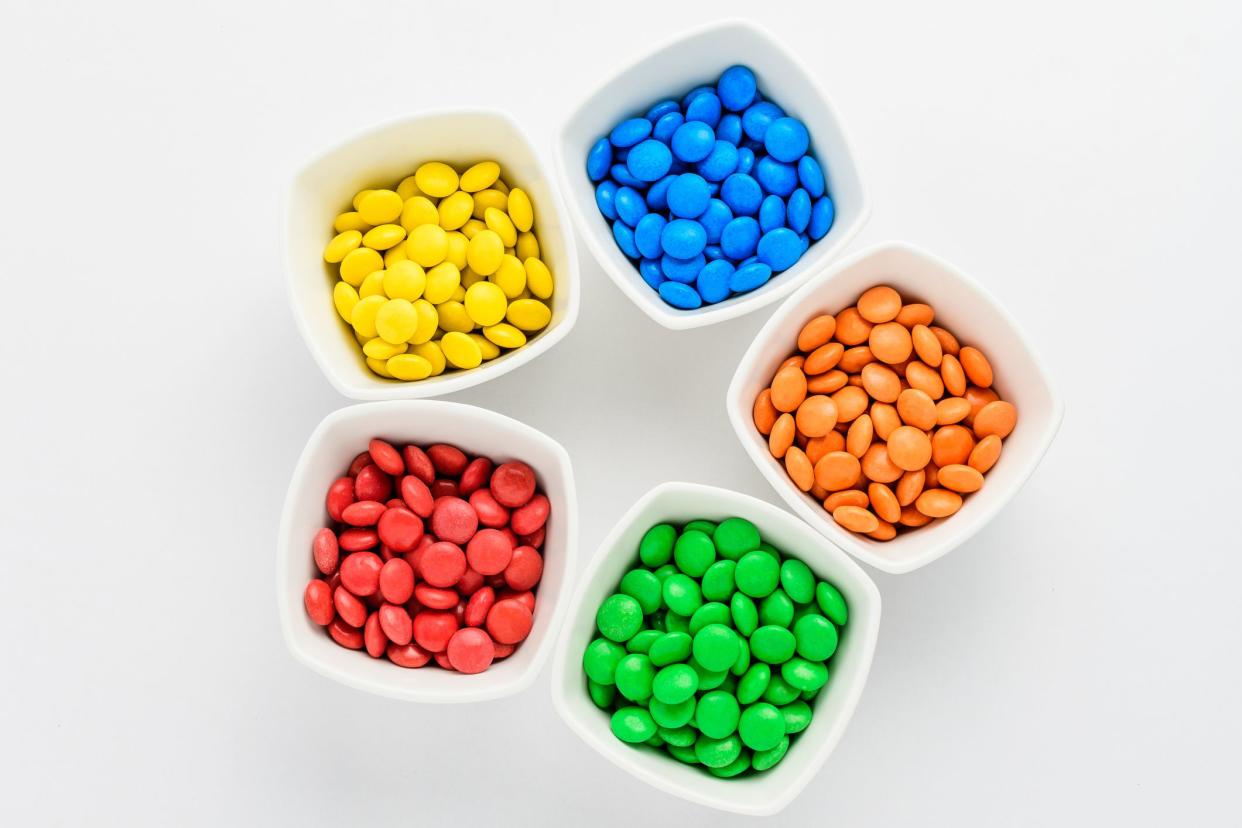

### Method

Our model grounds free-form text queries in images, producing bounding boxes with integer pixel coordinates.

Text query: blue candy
[720,216,761,259]
[682,85,715,108]
[614,186,648,227]
[660,218,707,258]
[653,111,685,143]
[645,100,679,121]
[610,117,653,148]
[685,92,722,128]
[587,138,613,182]
[717,65,757,111]
[671,121,715,163]
[721,173,762,215]
[797,156,826,198]
[756,157,798,197]
[758,194,786,233]
[634,213,667,259]
[611,163,647,189]
[625,139,673,183]
[704,244,724,260]
[809,196,835,240]
[741,101,784,141]
[639,258,665,289]
[736,146,756,175]
[730,262,773,293]
[659,280,702,309]
[613,220,640,258]
[594,180,619,220]
[716,113,743,146]
[645,174,675,211]
[697,140,739,182]
[661,253,706,283]
[667,173,710,218]
[786,188,811,234]
[696,260,734,303]
[699,198,733,243]
[763,117,809,163]
[756,228,802,271]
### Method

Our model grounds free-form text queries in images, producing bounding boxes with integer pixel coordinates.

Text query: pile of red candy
[303,438,549,674]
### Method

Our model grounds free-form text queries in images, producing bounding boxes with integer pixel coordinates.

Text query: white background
[3,1,1240,824]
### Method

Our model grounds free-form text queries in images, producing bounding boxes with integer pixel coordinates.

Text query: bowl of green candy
[549,481,881,815]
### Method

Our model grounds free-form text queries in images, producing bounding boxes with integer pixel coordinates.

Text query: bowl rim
[726,239,1066,574]
[553,19,871,331]
[281,106,581,400]
[277,399,578,703]
[549,480,881,814]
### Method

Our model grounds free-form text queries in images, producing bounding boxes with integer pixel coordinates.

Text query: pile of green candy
[582,516,849,777]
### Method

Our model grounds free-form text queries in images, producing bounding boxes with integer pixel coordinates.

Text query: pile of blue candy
[586,65,835,311]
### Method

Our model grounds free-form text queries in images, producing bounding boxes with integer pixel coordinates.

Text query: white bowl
[549,482,880,815]
[277,400,577,703]
[283,109,580,399]
[555,20,870,330]
[727,241,1065,574]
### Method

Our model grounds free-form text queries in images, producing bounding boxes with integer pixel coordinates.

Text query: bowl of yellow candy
[284,109,580,399]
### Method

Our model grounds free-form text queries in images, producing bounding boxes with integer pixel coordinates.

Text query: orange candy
[814,451,861,492]
[770,365,808,412]
[797,314,836,352]
[795,395,838,437]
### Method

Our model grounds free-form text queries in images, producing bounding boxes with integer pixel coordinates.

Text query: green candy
[751,736,790,771]
[648,631,692,666]
[815,580,849,626]
[793,613,839,661]
[692,623,740,672]
[695,691,740,739]
[674,529,716,577]
[780,559,815,603]
[639,524,676,567]
[665,612,690,634]
[652,563,677,581]
[781,657,829,693]
[730,592,759,636]
[750,625,796,664]
[652,663,699,704]
[731,636,751,676]
[650,696,695,728]
[691,660,728,690]
[713,517,760,560]
[684,519,717,535]
[781,700,813,734]
[626,628,663,654]
[588,679,616,709]
[645,733,664,747]
[662,574,702,616]
[758,589,794,628]
[611,706,657,743]
[597,594,643,642]
[762,674,802,705]
[708,751,752,778]
[717,673,738,696]
[738,663,771,704]
[583,638,626,684]
[615,654,656,701]
[668,743,699,764]
[658,725,696,747]
[619,569,663,614]
[689,602,730,634]
[739,703,786,751]
[700,559,736,601]
[694,733,743,768]
[735,550,780,598]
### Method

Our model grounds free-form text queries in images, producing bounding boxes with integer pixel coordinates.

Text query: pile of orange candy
[752,285,1017,541]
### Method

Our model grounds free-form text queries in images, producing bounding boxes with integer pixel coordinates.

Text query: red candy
[402,444,436,485]
[338,528,378,552]
[347,452,372,477]
[342,500,386,526]
[379,558,415,604]
[339,551,382,595]
[400,475,435,517]
[456,567,485,596]
[354,464,392,502]
[379,603,413,645]
[414,583,460,609]
[469,489,510,528]
[413,610,459,652]
[466,528,514,576]
[504,545,544,591]
[334,586,367,628]
[427,444,468,476]
[329,618,364,649]
[464,586,495,627]
[446,627,496,673]
[387,641,432,668]
[420,541,467,588]
[430,479,459,499]
[458,457,493,495]
[312,528,339,575]
[364,613,388,657]
[430,497,478,544]
[326,477,356,521]
[519,526,546,549]
[368,438,405,476]
[304,579,334,625]
[377,507,423,552]
[486,598,533,644]
[490,461,536,507]
[510,494,550,535]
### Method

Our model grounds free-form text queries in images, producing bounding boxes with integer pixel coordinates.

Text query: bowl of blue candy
[556,21,871,330]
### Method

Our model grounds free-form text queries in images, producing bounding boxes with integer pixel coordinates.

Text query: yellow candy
[461,218,486,239]
[483,323,527,349]
[359,269,386,298]
[450,285,466,302]
[436,300,474,333]
[445,232,469,270]
[334,212,371,233]
[350,294,387,338]
[472,188,507,219]
[375,298,419,344]
[407,224,448,267]
[516,231,540,260]
[492,178,510,195]
[490,255,526,299]
[333,282,359,322]
[383,243,408,266]
[460,161,500,192]
[339,247,384,287]
[466,229,504,275]
[461,268,486,288]
[524,256,554,299]
[367,356,394,378]
[352,190,373,210]
[414,162,459,198]
[464,281,507,327]
[441,331,482,369]
[410,341,447,376]
[410,299,439,344]
[387,353,433,381]
[384,260,426,300]
[438,191,474,230]
[363,337,407,359]
[507,188,534,232]
[357,190,403,225]
[362,223,406,250]
[470,332,501,360]
[484,207,517,247]
[324,230,362,263]
[506,298,552,331]
[401,196,439,231]
[396,175,421,200]
[424,261,461,304]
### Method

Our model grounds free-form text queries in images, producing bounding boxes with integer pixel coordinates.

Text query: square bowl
[549,481,880,815]
[727,241,1065,574]
[283,108,580,399]
[277,400,577,703]
[555,20,870,330]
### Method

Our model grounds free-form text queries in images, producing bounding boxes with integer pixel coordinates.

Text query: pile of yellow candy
[323,161,554,381]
